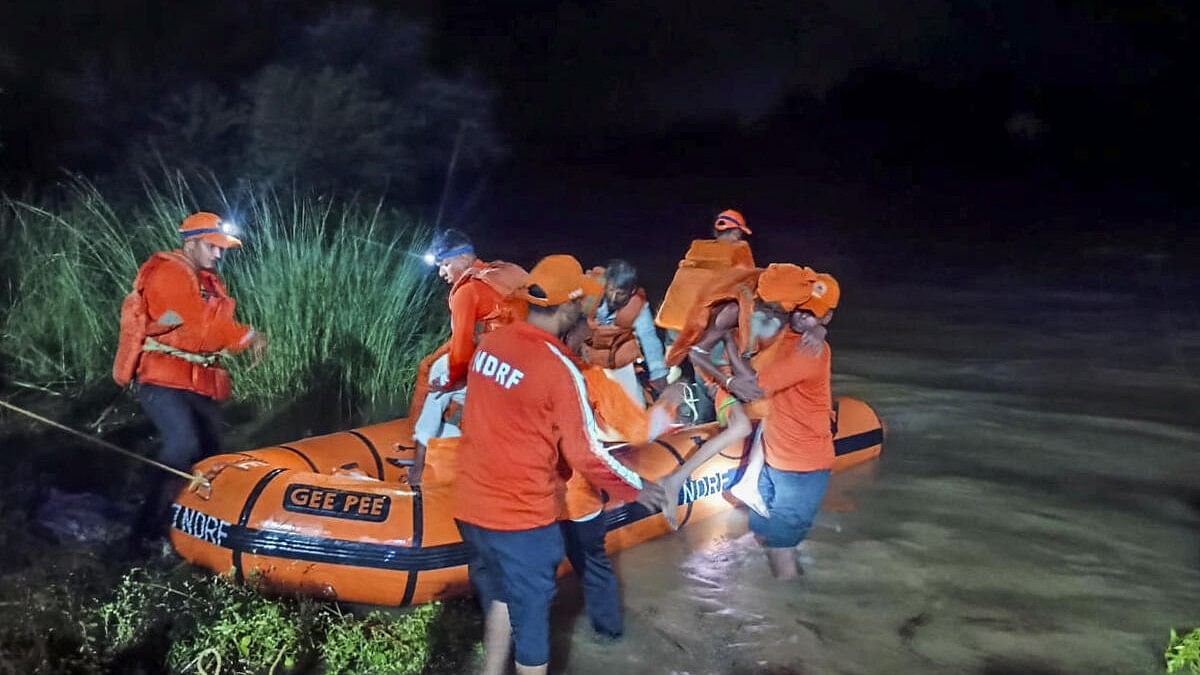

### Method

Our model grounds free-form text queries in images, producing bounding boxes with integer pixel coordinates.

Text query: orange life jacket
[583,288,647,370]
[116,251,250,401]
[113,251,192,387]
[407,260,529,421]
[451,259,530,332]
[664,267,762,367]
[655,239,755,332]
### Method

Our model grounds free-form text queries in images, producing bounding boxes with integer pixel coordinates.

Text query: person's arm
[441,283,480,389]
[632,303,668,386]
[143,263,254,352]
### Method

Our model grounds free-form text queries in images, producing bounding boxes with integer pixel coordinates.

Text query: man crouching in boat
[454,255,672,675]
[113,212,267,554]
[582,259,669,403]
[408,229,527,487]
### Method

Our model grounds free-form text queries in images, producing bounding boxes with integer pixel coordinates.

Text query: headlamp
[423,252,437,266]
[219,220,242,238]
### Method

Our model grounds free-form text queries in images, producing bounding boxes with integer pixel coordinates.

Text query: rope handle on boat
[0,398,211,491]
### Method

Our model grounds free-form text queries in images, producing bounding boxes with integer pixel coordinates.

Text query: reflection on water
[551,285,1200,674]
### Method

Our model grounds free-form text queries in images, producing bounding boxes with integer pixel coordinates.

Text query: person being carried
[113,212,268,553]
[582,258,669,405]
[406,229,527,487]
[659,263,820,521]
[453,255,673,675]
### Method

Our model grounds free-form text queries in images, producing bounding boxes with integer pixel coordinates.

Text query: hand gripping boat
[170,397,883,606]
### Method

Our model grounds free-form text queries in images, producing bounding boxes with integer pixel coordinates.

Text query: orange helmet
[179,212,242,249]
[713,209,751,235]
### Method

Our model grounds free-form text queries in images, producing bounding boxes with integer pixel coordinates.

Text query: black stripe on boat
[834,428,883,457]
[278,445,318,472]
[346,430,385,480]
[400,486,425,605]
[233,468,287,582]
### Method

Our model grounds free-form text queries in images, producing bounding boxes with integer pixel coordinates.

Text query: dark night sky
[1,0,1198,280]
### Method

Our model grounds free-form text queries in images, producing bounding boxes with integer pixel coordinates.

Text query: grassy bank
[0,173,446,420]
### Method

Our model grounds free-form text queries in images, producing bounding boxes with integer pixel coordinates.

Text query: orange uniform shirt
[756,331,834,472]
[454,322,644,531]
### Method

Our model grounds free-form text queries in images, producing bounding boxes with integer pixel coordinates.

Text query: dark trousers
[561,514,623,638]
[134,383,224,541]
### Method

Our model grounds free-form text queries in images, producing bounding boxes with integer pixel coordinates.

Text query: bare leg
[766,547,799,580]
[658,402,753,529]
[729,425,768,518]
[481,600,512,675]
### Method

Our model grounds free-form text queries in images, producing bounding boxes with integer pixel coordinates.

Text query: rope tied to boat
[0,398,210,490]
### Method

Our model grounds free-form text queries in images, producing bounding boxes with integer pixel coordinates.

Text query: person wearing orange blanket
[115,212,267,551]
[659,264,818,523]
[454,255,671,675]
[407,229,527,487]
[746,271,840,580]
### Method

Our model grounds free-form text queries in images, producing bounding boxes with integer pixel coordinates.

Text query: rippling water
[549,283,1200,674]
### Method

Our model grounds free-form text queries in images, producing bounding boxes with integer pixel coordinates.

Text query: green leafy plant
[1167,628,1200,674]
[319,605,440,675]
[166,575,317,675]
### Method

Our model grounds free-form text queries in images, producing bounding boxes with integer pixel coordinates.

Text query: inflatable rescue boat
[170,397,882,606]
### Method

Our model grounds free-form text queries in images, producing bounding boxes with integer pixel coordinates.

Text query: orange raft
[170,397,883,607]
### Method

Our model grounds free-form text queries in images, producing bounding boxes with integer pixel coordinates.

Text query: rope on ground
[190,646,222,675]
[0,398,210,490]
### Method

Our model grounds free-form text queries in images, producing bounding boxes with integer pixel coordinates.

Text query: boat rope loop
[0,398,210,490]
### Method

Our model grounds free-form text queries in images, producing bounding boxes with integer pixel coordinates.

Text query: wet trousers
[134,383,224,540]
[561,512,624,638]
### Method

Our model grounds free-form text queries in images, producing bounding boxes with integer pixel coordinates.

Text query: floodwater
[548,280,1200,674]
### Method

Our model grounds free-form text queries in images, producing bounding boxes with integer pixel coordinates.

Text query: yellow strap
[142,337,226,367]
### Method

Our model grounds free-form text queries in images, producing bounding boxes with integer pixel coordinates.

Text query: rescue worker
[454,255,672,675]
[660,264,820,521]
[655,208,756,420]
[745,271,840,580]
[583,259,669,404]
[113,212,267,551]
[407,229,527,487]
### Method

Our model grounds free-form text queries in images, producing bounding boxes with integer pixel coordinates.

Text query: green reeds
[0,173,444,417]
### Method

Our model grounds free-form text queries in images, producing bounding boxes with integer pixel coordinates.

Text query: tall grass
[0,173,445,416]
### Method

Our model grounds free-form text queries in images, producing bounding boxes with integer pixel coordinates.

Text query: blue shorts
[748,466,830,548]
[455,520,564,667]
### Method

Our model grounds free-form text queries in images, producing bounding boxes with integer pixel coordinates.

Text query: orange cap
[798,272,840,318]
[756,263,817,312]
[518,255,591,307]
[179,212,242,249]
[713,209,751,235]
